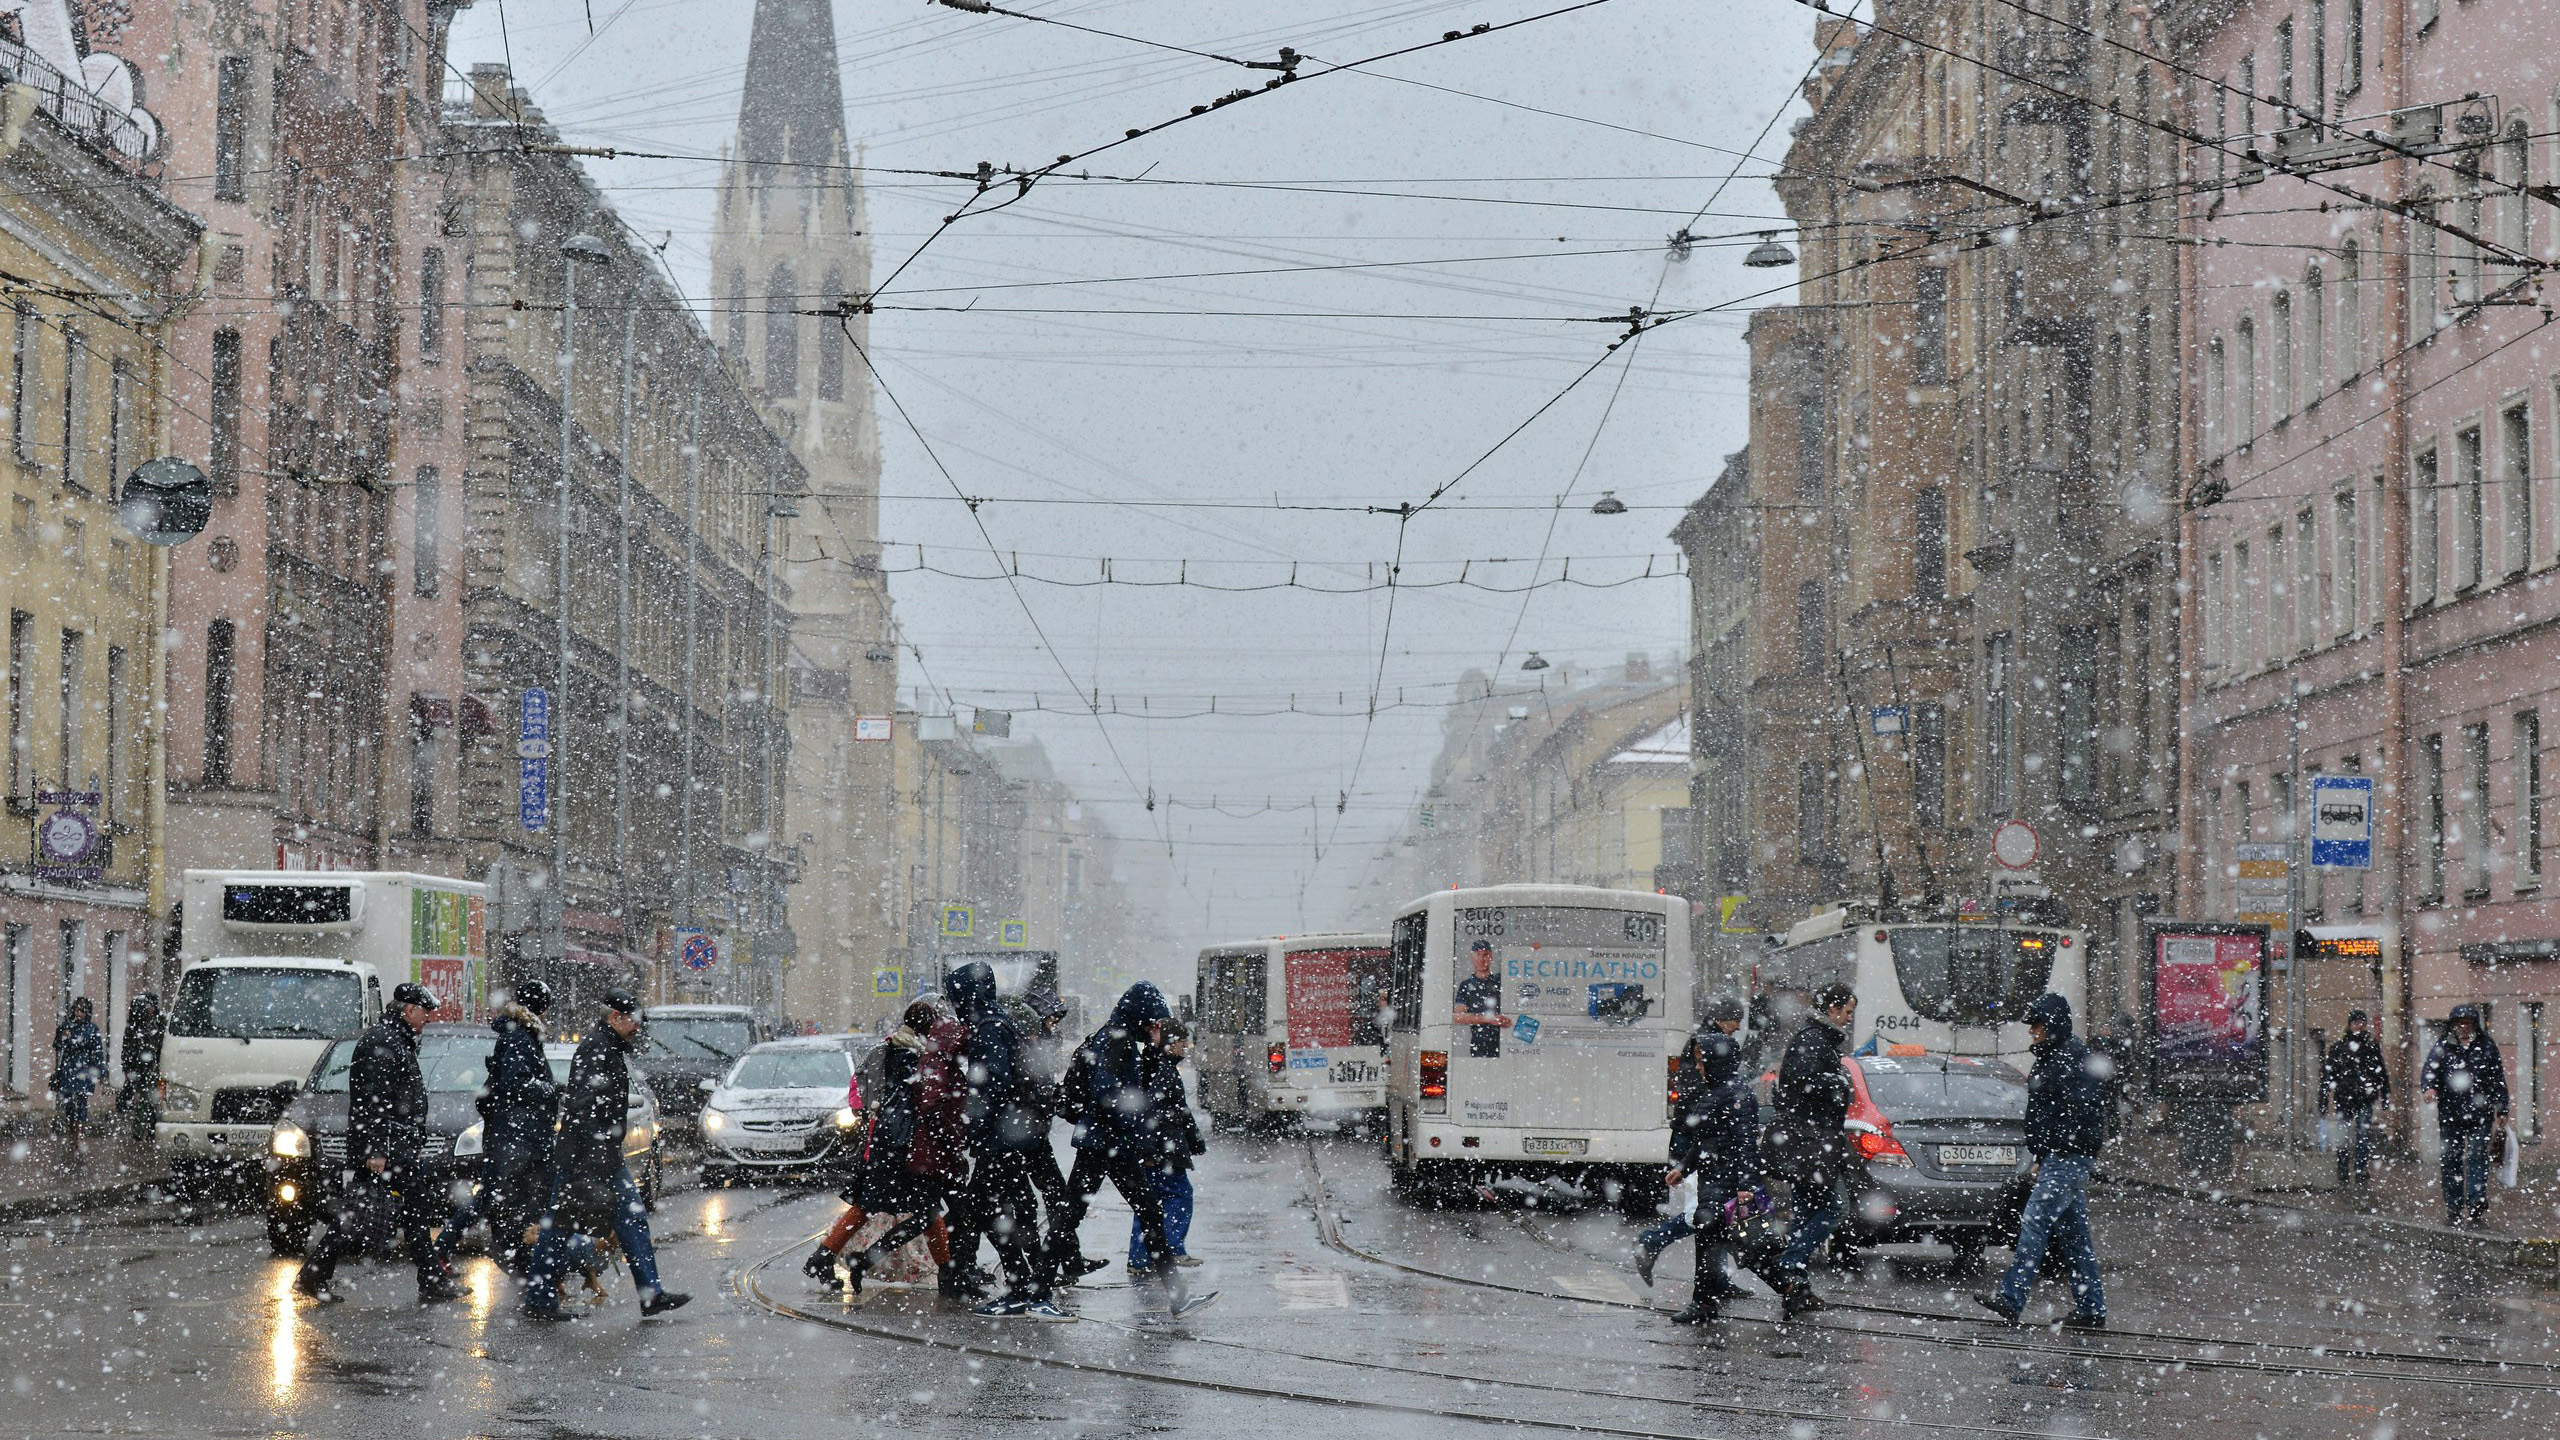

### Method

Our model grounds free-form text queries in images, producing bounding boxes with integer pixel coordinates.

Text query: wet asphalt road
[0,1134,2553,1438]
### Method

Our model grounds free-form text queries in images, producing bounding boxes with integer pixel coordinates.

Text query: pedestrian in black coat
[48,998,106,1146]
[1667,1030,1780,1323]
[1768,985,1857,1317]
[449,981,559,1265]
[1979,993,2108,1328]
[946,961,1054,1313]
[295,984,463,1305]
[2321,1009,2391,1189]
[522,989,688,1320]
[2420,1005,2509,1225]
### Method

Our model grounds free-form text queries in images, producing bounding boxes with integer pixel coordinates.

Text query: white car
[697,1037,865,1187]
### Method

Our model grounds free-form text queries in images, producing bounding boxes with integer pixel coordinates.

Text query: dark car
[1838,1050,2033,1264]
[261,1023,492,1256]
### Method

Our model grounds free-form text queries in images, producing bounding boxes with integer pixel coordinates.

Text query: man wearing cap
[1453,940,1512,1058]
[523,989,690,1320]
[2321,1009,2392,1191]
[296,983,465,1304]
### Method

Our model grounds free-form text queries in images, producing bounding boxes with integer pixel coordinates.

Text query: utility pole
[614,303,636,898]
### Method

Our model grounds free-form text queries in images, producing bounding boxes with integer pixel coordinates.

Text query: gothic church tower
[710,0,899,1027]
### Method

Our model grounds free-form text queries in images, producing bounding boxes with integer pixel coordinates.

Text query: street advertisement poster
[411,887,488,1021]
[2143,922,2269,1101]
[1456,905,1665,1053]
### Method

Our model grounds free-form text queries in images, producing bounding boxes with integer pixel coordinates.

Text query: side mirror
[698,1077,717,1093]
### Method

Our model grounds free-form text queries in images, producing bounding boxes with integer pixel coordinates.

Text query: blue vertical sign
[518,688,552,833]
[2309,774,2373,870]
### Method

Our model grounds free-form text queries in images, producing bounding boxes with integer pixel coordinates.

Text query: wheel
[640,1146,664,1211]
[700,1164,731,1189]
[266,1213,310,1257]
[168,1162,214,1223]
[1613,1169,1669,1220]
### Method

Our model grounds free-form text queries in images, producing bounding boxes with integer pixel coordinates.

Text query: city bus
[1192,933,1391,1128]
[1382,886,1689,1210]
[1753,904,2088,1064]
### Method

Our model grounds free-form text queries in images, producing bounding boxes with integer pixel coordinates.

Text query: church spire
[737,0,850,177]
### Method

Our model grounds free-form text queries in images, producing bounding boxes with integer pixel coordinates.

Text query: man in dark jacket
[116,991,164,1139]
[447,981,559,1268]
[2420,1004,2509,1225]
[2321,1009,2391,1190]
[1769,983,1856,1318]
[1044,982,1191,1309]
[48,997,106,1147]
[946,961,1060,1318]
[1667,1029,1779,1324]
[523,990,689,1321]
[1635,994,1748,1287]
[1978,992,2107,1329]
[1128,1019,1208,1273]
[295,983,464,1304]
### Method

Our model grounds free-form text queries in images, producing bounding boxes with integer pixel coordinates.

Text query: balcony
[0,39,159,178]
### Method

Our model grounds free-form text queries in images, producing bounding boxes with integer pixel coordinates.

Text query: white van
[1382,885,1688,1211]
[1190,933,1390,1128]
[158,871,487,1205]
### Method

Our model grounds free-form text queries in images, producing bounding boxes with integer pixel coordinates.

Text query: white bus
[1192,933,1391,1128]
[1755,905,2087,1063]
[1382,886,1689,1210]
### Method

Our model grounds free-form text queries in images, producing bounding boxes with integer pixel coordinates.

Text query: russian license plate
[1938,1144,2018,1168]
[1328,1061,1382,1085]
[1521,1136,1589,1156]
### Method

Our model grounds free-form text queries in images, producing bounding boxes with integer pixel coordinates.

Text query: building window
[2235,315,2256,441]
[1795,388,1826,499]
[2303,268,2325,398]
[1797,759,1828,863]
[2343,0,2363,90]
[1794,580,1825,676]
[409,716,435,835]
[203,620,235,786]
[2059,628,2098,802]
[6,304,27,465]
[2413,214,2440,330]
[1914,486,1946,598]
[2499,119,2530,271]
[104,645,123,824]
[2272,290,2294,418]
[818,266,846,400]
[2333,489,2359,635]
[2421,731,2447,902]
[57,327,81,489]
[2502,401,2531,577]
[2337,242,2360,376]
[209,328,242,491]
[2269,525,2292,657]
[413,466,440,597]
[418,247,446,363]
[2274,19,2294,111]
[2296,508,2318,651]
[724,267,748,356]
[6,611,26,799]
[2307,1,2327,119]
[2206,337,2226,450]
[56,629,80,786]
[2455,424,2484,590]
[764,264,798,397]
[2463,722,2493,898]
[213,57,248,202]
[2518,710,2544,888]
[2236,540,2257,665]
[58,921,80,1015]
[1913,266,1948,384]
[2412,444,2440,604]
[1914,702,1946,829]
[1985,633,2012,814]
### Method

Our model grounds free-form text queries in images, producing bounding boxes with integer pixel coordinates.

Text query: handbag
[342,1173,401,1260]
[2499,1128,2522,1189]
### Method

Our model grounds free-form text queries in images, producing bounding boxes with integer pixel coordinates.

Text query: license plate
[1328,1061,1382,1085]
[1938,1144,2017,1168]
[1521,1136,1588,1156]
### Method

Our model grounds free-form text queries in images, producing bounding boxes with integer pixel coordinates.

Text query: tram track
[1302,1138,2560,1396]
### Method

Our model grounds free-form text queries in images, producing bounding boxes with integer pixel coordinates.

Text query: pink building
[2177,0,2560,1146]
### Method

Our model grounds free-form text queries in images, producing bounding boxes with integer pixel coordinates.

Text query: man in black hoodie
[946,961,1064,1319]
[1978,992,2107,1329]
[1045,982,1191,1310]
[2420,1004,2509,1225]
[1769,984,1856,1318]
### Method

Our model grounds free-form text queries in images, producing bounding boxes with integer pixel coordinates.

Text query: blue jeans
[525,1165,661,1310]
[2334,1105,2379,1186]
[1996,1156,2104,1319]
[1777,1176,1843,1282]
[1127,1169,1193,1266]
[1639,1211,1695,1261]
[2440,1130,2493,1217]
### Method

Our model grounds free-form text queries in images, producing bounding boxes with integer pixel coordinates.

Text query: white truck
[158,870,488,1208]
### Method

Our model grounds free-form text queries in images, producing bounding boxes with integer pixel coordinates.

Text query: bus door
[1451,905,1673,1133]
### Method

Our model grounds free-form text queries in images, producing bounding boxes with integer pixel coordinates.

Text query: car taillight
[1847,1109,1912,1166]
[1420,1050,1448,1114]
[1666,1055,1683,1114]
[1268,1043,1287,1075]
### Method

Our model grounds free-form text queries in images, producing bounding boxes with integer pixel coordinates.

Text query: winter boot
[803,1247,843,1294]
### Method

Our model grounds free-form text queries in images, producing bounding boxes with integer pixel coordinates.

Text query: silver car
[697,1037,865,1187]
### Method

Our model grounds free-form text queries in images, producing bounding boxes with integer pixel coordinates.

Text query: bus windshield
[171,967,364,1041]
[1887,929,2058,1027]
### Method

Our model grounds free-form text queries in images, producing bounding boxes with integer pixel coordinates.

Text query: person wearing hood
[448,981,560,1269]
[812,999,979,1299]
[48,997,106,1149]
[1635,994,1749,1288]
[1977,992,2107,1329]
[1665,1027,1777,1324]
[1044,982,1190,1309]
[945,962,1066,1319]
[1019,984,1107,1283]
[116,990,165,1140]
[2322,1009,2391,1191]
[2420,1003,2509,1225]
[1128,1018,1208,1273]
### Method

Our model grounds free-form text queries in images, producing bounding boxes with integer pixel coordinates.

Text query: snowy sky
[444,0,1815,959]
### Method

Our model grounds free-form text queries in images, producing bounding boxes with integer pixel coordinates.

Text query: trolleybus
[1192,933,1392,1128]
[1753,904,2087,1064]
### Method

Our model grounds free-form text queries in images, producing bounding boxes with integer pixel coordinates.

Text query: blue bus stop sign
[2310,774,2373,870]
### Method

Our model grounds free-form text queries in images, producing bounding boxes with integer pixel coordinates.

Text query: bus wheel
[1612,1169,1668,1220]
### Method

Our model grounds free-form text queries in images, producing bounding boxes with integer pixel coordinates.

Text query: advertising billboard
[2142,922,2270,1101]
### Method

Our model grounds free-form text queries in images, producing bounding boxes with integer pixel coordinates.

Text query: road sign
[939,903,974,938]
[2234,841,2291,927]
[1990,820,2040,869]
[874,968,904,997]
[1869,705,1908,737]
[998,919,1029,949]
[2310,774,2374,870]
[518,688,552,833]
[1718,895,1751,933]
[675,927,718,972]
[854,715,893,742]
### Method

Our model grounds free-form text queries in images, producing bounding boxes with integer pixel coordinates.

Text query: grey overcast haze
[447,0,1813,962]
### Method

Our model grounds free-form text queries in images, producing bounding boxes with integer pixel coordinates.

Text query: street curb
[0,1177,161,1225]
[2098,1168,2554,1271]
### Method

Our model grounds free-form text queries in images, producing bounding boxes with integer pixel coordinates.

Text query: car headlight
[159,1081,204,1117]
[831,1106,858,1131]
[453,1121,484,1159]
[270,1121,309,1158]
[700,1107,727,1134]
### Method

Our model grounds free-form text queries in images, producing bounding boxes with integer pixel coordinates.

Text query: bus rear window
[1285,947,1390,1048]
[1887,929,2057,1026]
